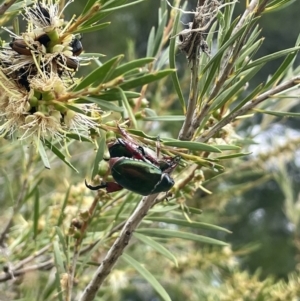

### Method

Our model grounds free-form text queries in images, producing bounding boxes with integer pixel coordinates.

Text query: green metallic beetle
[85,129,180,195]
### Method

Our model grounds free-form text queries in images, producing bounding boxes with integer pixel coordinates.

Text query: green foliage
[0,0,300,300]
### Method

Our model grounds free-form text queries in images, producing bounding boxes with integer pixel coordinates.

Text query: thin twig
[199,76,300,142]
[0,259,54,282]
[78,193,159,301]
[0,0,16,15]
[13,244,52,271]
[187,0,259,140]
[67,192,101,301]
[178,0,207,140]
[178,51,200,140]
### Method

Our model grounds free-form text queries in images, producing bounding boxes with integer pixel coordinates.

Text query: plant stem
[78,193,158,301]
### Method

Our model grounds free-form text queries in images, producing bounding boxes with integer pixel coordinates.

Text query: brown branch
[13,244,52,272]
[178,0,211,140]
[187,0,260,140]
[78,193,159,301]
[0,0,16,15]
[0,259,54,282]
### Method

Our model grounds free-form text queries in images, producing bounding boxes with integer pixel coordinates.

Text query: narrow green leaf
[117,87,137,128]
[82,0,99,14]
[199,54,222,99]
[152,11,167,56]
[75,22,110,34]
[144,108,158,117]
[265,0,296,12]
[200,19,257,93]
[147,27,155,57]
[54,271,64,301]
[114,192,139,222]
[216,152,251,159]
[55,227,68,257]
[83,96,124,112]
[217,15,236,48]
[101,0,127,10]
[24,179,43,203]
[265,33,300,89]
[163,140,221,153]
[127,129,158,140]
[7,1,30,13]
[37,138,50,169]
[119,69,175,90]
[149,204,180,213]
[210,65,262,112]
[229,83,263,116]
[57,186,71,227]
[214,144,241,150]
[144,115,185,121]
[122,253,172,301]
[109,58,155,80]
[156,46,170,70]
[101,0,146,12]
[136,229,227,246]
[244,24,261,49]
[65,133,93,143]
[90,90,140,101]
[92,136,106,179]
[44,140,79,173]
[185,207,203,215]
[33,188,39,239]
[254,109,300,118]
[80,52,106,58]
[223,0,236,32]
[144,217,231,233]
[134,233,178,266]
[64,104,85,114]
[74,55,123,91]
[235,38,264,68]
[82,0,137,26]
[244,46,300,70]
[53,240,65,274]
[169,10,186,113]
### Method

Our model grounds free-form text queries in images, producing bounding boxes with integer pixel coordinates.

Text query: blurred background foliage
[1,0,300,300]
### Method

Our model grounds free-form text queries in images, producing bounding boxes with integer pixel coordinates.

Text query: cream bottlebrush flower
[0,71,29,137]
[0,0,102,142]
[24,0,63,30]
[0,69,101,141]
[30,71,102,133]
[20,111,63,140]
[26,73,101,140]
[1,0,82,90]
[64,104,102,136]
[22,0,82,70]
[0,70,64,140]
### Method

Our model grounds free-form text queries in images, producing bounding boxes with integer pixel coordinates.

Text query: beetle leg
[117,124,133,140]
[85,179,107,190]
[105,182,124,193]
[117,137,148,162]
[85,179,123,193]
[163,155,181,173]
